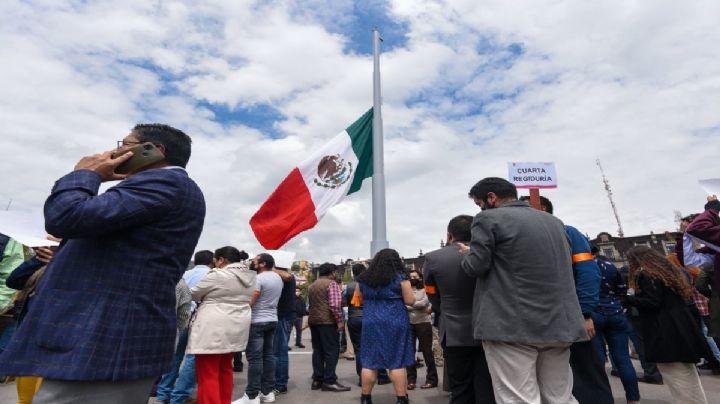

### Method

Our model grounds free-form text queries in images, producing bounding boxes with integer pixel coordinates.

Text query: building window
[601,248,615,260]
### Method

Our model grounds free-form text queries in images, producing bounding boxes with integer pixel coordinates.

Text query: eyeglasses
[117,140,143,149]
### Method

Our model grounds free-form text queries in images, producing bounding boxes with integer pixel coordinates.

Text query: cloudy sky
[1,0,718,263]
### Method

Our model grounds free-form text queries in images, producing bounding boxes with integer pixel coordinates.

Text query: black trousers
[310,324,339,384]
[444,345,495,404]
[628,315,662,380]
[347,316,390,382]
[293,317,304,346]
[569,341,614,404]
[406,322,438,385]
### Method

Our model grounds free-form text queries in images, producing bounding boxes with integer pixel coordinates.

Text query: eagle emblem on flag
[313,154,353,189]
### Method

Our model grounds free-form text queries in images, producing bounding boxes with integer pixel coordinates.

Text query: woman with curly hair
[625,246,709,404]
[352,249,415,404]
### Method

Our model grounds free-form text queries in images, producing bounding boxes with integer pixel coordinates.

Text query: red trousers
[195,352,235,404]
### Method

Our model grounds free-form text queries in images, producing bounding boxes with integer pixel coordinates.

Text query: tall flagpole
[371,28,389,256]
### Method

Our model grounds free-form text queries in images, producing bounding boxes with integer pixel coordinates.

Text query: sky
[1,0,719,263]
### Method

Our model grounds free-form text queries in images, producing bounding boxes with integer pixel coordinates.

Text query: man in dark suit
[423,215,495,404]
[0,124,206,404]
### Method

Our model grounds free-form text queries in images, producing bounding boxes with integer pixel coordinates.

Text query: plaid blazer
[0,167,205,381]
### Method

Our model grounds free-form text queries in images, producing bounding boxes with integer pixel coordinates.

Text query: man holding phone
[0,124,206,404]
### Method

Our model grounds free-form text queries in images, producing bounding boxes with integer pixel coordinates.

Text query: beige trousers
[482,340,578,404]
[656,362,708,404]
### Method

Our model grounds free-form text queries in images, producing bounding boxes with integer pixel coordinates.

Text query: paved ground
[1,332,718,403]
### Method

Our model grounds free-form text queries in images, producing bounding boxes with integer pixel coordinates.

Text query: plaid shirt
[327,280,343,324]
[692,289,710,317]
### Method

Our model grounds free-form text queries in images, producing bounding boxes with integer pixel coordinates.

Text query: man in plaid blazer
[0,124,205,404]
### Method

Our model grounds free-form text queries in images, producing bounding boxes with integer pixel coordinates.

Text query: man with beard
[459,177,587,404]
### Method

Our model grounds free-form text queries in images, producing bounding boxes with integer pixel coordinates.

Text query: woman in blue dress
[354,249,416,404]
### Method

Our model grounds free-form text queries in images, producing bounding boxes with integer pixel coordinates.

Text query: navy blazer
[0,167,205,381]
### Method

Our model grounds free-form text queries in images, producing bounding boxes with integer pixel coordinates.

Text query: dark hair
[194,250,214,266]
[681,213,699,223]
[447,215,473,242]
[214,246,244,263]
[256,253,275,269]
[351,263,366,277]
[519,195,554,214]
[358,248,404,288]
[408,269,423,280]
[318,262,338,276]
[468,177,517,201]
[133,123,192,168]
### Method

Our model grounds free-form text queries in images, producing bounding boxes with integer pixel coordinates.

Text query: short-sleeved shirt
[252,271,283,323]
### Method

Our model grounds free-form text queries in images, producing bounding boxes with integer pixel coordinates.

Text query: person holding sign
[459,177,586,404]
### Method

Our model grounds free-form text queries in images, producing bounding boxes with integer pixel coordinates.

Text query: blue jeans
[246,322,277,398]
[171,353,196,404]
[274,318,292,389]
[702,318,720,361]
[591,312,640,401]
[156,328,197,403]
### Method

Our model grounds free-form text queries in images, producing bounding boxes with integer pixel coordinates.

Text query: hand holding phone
[74,150,135,182]
[112,143,165,175]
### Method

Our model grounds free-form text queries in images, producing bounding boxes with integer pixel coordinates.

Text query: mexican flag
[250,108,373,249]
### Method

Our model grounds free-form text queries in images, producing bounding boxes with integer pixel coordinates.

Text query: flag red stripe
[249,168,318,249]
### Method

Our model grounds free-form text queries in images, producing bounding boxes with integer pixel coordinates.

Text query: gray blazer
[423,243,481,347]
[461,201,587,344]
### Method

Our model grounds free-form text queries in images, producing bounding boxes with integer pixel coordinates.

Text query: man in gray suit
[459,177,587,404]
[424,215,495,404]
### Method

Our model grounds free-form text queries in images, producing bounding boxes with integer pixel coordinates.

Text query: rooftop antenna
[596,158,625,237]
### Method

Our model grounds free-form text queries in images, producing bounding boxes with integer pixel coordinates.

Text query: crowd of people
[0,123,718,404]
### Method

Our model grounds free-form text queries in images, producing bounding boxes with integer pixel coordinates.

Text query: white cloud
[1,1,719,263]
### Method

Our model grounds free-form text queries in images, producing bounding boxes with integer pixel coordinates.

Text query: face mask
[410,279,422,288]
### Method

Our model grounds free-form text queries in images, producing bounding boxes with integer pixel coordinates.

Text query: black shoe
[311,381,323,390]
[233,366,243,373]
[321,382,351,392]
[377,378,391,385]
[396,395,409,404]
[295,343,306,348]
[639,376,663,385]
[361,394,373,404]
[273,387,288,395]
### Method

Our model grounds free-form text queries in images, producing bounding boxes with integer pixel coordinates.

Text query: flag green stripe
[346,108,374,195]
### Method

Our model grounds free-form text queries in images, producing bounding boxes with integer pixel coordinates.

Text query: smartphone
[113,142,165,174]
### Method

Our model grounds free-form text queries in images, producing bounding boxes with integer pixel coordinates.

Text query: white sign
[0,211,59,247]
[699,178,720,197]
[507,162,557,189]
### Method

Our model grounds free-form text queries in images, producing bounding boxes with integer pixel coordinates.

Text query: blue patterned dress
[359,273,415,369]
